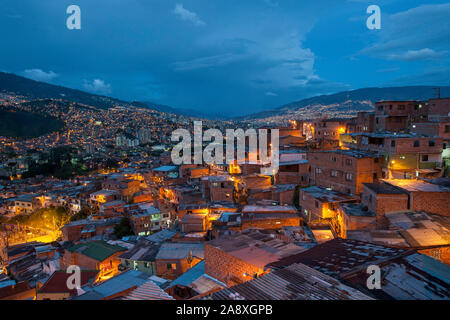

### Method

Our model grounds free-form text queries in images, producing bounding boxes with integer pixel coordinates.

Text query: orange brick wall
[241,217,300,230]
[410,192,450,217]
[418,246,450,265]
[204,243,265,287]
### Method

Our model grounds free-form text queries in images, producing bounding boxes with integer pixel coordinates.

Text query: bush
[114,218,134,238]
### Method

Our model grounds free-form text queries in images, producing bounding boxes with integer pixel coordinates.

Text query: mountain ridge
[236,86,450,121]
[0,72,203,118]
[1,72,449,121]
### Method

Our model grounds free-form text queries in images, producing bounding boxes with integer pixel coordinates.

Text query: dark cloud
[0,0,448,115]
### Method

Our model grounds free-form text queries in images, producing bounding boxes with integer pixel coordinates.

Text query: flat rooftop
[344,132,439,139]
[207,229,305,269]
[302,186,359,203]
[383,179,450,193]
[242,205,298,214]
[339,203,376,218]
[363,183,408,195]
[310,149,382,159]
[386,211,450,247]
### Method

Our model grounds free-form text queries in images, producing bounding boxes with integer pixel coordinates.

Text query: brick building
[374,101,421,132]
[308,150,383,195]
[383,179,450,217]
[155,242,204,280]
[340,132,444,179]
[276,159,309,185]
[60,241,126,279]
[335,203,376,238]
[312,118,347,149]
[204,229,305,286]
[61,218,121,242]
[360,183,409,228]
[299,186,359,225]
[36,270,99,300]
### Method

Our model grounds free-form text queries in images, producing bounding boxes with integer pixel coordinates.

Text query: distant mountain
[0,72,131,109]
[0,72,220,119]
[132,101,225,120]
[238,86,450,121]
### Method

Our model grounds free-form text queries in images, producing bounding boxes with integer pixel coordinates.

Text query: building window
[315,168,322,174]
[167,263,176,270]
[331,170,338,177]
[331,156,337,162]
[414,140,420,147]
[422,155,429,162]
[345,173,353,181]
[429,140,435,147]
[391,140,396,147]
[398,105,405,110]
[345,159,352,166]
[315,201,319,208]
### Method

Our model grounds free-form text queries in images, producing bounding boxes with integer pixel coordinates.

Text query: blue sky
[1,0,449,116]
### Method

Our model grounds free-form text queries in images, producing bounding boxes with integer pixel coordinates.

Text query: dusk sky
[1,0,449,116]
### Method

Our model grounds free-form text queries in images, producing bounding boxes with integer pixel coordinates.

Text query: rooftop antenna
[433,87,441,99]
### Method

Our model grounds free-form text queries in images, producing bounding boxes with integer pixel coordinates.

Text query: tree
[232,182,248,208]
[70,207,97,222]
[114,218,134,239]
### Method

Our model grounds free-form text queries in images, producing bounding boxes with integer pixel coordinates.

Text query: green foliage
[114,218,134,239]
[22,146,88,179]
[70,207,97,222]
[8,206,70,231]
[232,183,249,208]
[0,110,64,139]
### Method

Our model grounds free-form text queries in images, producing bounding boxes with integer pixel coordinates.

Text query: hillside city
[0,91,449,301]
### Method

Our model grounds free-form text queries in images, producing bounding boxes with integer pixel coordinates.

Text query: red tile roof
[38,271,98,296]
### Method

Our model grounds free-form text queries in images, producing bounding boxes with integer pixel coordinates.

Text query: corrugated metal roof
[168,261,205,288]
[122,281,174,300]
[342,253,450,300]
[203,262,373,300]
[268,239,409,278]
[156,243,204,260]
[73,270,150,300]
